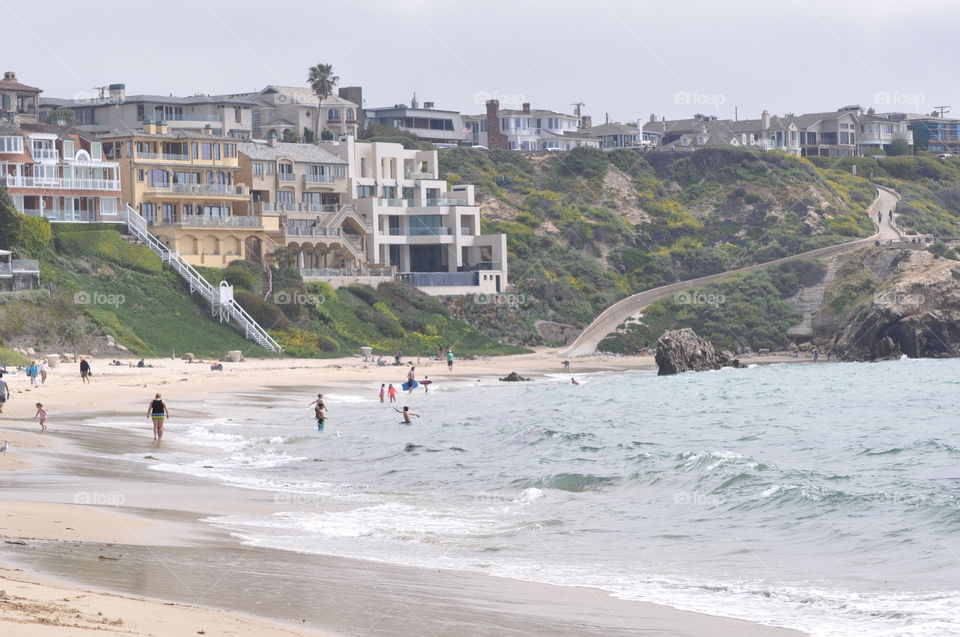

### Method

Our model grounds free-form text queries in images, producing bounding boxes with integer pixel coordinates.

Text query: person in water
[387,384,397,403]
[147,393,169,440]
[571,377,580,385]
[422,376,432,393]
[379,384,385,403]
[407,366,417,393]
[308,394,327,430]
[394,406,419,424]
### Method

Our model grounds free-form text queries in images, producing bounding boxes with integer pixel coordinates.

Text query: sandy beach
[0,349,809,636]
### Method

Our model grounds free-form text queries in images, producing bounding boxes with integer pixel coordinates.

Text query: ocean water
[118,360,960,636]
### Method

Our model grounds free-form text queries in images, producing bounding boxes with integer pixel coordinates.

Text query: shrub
[561,146,609,179]
[234,290,289,330]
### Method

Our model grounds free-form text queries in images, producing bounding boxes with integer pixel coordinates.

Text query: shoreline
[0,351,810,636]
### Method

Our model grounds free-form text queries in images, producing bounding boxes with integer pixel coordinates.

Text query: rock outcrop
[499,371,531,382]
[832,251,960,361]
[655,328,741,375]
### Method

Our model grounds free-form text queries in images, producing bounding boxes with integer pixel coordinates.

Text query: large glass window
[0,136,23,153]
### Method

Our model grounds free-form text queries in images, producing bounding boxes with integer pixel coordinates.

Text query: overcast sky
[7,0,959,122]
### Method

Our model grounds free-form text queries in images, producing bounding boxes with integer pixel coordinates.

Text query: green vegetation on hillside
[439,146,878,344]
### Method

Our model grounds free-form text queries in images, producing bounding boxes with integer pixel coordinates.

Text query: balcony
[406,171,435,180]
[162,153,190,161]
[147,183,248,196]
[0,175,121,191]
[21,209,98,222]
[278,173,296,182]
[303,173,336,185]
[140,114,221,122]
[158,215,262,229]
[400,272,479,287]
[459,261,502,271]
[425,198,467,207]
[388,226,452,236]
[258,202,339,214]
[30,148,58,161]
[301,266,394,278]
[285,226,343,238]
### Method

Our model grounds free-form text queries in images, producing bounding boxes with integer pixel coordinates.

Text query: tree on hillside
[307,63,339,146]
[0,189,25,249]
[887,138,910,156]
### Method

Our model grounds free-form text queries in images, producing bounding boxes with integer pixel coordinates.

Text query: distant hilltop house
[0,71,41,125]
[364,95,469,145]
[226,85,362,142]
[644,106,914,157]
[464,100,600,151]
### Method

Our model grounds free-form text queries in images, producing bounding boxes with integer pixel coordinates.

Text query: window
[234,107,242,123]
[345,108,354,120]
[277,190,294,207]
[137,169,145,182]
[223,143,236,158]
[162,203,175,223]
[192,142,199,159]
[278,163,294,181]
[0,136,23,153]
[253,162,264,177]
[136,105,145,121]
[382,186,396,199]
[148,169,169,187]
[141,203,156,222]
[214,144,221,160]
[201,143,212,159]
[357,185,375,197]
[328,108,341,121]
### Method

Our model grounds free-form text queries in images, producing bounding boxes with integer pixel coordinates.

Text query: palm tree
[307,63,339,145]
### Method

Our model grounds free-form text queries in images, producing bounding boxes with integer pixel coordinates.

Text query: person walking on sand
[394,406,420,424]
[79,358,91,384]
[387,383,397,403]
[446,348,454,371]
[40,360,48,385]
[0,372,9,419]
[379,384,386,403]
[147,393,169,440]
[35,402,46,432]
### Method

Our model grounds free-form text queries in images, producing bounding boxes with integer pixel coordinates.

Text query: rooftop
[238,140,346,164]
[0,71,41,94]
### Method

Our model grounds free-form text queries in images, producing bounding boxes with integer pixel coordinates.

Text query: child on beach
[422,376,433,393]
[394,406,419,424]
[308,394,327,431]
[379,384,385,403]
[387,384,397,403]
[35,402,46,431]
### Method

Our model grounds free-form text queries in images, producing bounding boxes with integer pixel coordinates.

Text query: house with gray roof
[242,85,360,142]
[464,100,598,151]
[39,84,256,138]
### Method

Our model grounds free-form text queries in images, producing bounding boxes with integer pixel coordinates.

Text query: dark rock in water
[655,328,742,375]
[404,443,422,452]
[499,371,531,382]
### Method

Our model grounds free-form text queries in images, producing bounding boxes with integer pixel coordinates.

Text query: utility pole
[933,105,951,118]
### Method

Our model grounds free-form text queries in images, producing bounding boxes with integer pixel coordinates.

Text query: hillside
[438,146,879,346]
[0,192,523,360]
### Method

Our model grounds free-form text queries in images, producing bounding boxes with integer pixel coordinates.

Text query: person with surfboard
[404,366,419,393]
[394,406,420,424]
[422,376,433,393]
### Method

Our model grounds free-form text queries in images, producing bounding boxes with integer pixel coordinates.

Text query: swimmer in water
[394,406,420,424]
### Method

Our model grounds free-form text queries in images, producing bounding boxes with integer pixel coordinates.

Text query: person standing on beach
[446,349,454,371]
[147,393,169,440]
[379,384,386,403]
[0,373,9,419]
[79,358,91,384]
[35,402,46,432]
[27,361,39,386]
[387,384,397,403]
[40,360,48,385]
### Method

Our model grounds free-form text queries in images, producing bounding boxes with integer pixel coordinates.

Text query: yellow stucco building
[102,122,279,267]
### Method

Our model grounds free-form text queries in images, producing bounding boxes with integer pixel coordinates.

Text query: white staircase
[123,205,283,354]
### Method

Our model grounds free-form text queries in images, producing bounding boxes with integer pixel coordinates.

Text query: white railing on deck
[123,205,282,354]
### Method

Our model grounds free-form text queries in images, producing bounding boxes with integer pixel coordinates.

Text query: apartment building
[906,115,960,154]
[40,84,256,138]
[365,96,468,144]
[236,85,360,141]
[465,100,599,151]
[0,121,123,222]
[237,140,371,273]
[0,71,41,124]
[101,122,278,267]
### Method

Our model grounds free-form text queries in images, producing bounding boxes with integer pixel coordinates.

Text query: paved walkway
[563,186,900,357]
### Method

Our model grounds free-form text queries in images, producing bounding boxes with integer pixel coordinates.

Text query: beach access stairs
[123,205,283,354]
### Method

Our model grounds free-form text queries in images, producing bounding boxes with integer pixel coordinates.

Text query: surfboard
[401,380,420,391]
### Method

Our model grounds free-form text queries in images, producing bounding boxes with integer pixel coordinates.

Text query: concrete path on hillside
[562,187,901,357]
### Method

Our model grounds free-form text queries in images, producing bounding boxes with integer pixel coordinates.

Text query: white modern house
[465,101,599,151]
[324,138,508,295]
[364,96,469,144]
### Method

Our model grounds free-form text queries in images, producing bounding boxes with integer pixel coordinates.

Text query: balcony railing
[425,198,467,207]
[21,209,98,222]
[285,226,343,237]
[257,202,341,214]
[148,183,247,196]
[301,266,395,278]
[159,215,262,228]
[458,261,502,271]
[400,271,479,287]
[163,153,190,161]
[304,173,336,184]
[140,114,221,122]
[30,148,58,161]
[11,259,39,273]
[406,171,435,180]
[0,176,121,190]
[278,173,296,181]
[388,227,452,236]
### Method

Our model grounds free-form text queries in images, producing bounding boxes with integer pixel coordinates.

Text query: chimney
[581,115,592,129]
[522,103,530,114]
[108,83,126,102]
[649,113,656,123]
[424,101,434,109]
[762,109,770,130]
[3,71,16,82]
[157,122,169,134]
[486,99,508,150]
[143,120,156,134]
